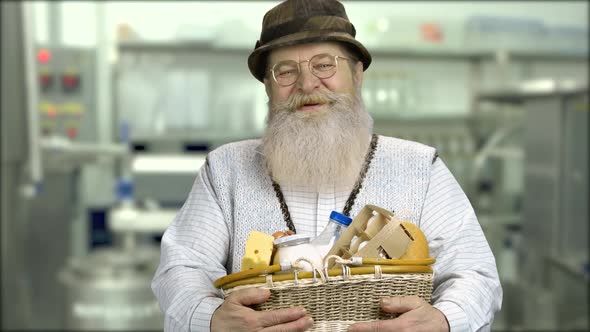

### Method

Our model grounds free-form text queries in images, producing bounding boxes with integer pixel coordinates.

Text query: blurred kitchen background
[1,1,588,331]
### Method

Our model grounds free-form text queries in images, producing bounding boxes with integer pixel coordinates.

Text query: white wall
[346,1,588,27]
[34,1,588,47]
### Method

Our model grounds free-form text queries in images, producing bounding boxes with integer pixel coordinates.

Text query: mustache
[275,90,338,112]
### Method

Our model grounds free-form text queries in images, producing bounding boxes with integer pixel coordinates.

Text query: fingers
[228,287,272,306]
[380,295,424,313]
[258,307,309,327]
[263,315,314,332]
[224,289,312,331]
[348,319,391,332]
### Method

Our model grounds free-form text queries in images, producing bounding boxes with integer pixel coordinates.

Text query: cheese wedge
[241,231,275,271]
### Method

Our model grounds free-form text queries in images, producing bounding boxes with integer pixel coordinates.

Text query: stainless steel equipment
[131,153,206,205]
[372,115,476,189]
[478,78,589,331]
[36,45,98,142]
[59,246,163,330]
[2,3,137,329]
[2,2,38,328]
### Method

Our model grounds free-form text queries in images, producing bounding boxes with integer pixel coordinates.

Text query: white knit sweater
[152,135,502,332]
[207,136,435,273]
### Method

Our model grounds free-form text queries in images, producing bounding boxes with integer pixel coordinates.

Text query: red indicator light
[37,49,51,63]
[421,23,443,43]
[62,76,78,86]
[61,74,81,93]
[67,127,78,139]
[47,107,57,118]
[40,74,52,85]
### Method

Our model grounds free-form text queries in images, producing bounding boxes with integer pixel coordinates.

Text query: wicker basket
[214,257,435,332]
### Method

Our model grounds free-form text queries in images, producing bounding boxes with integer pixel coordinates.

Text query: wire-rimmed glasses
[270,53,350,87]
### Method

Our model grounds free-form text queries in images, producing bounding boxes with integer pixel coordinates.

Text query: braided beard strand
[262,89,373,191]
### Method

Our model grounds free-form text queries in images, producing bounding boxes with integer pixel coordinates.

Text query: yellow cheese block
[241,231,275,271]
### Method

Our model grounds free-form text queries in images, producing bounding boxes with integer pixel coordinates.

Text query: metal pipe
[122,232,137,251]
[95,2,112,146]
[48,2,61,46]
[40,139,129,156]
[21,2,43,193]
[469,123,522,199]
[109,208,178,234]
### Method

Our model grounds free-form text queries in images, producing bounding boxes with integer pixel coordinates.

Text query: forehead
[268,41,347,64]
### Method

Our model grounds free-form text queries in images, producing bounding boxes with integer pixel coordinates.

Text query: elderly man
[152,0,502,331]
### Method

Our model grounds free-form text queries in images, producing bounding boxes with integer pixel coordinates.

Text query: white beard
[261,89,374,191]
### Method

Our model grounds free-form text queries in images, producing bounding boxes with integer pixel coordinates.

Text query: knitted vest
[206,135,436,273]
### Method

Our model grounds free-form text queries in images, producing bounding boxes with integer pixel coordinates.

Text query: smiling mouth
[297,102,327,112]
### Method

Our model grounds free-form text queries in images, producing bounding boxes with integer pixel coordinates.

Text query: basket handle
[324,255,436,268]
[324,255,363,268]
[293,257,326,283]
[219,265,434,290]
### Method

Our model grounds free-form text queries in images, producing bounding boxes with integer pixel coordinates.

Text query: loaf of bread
[398,222,429,259]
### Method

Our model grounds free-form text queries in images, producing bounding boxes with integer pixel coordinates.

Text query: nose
[296,61,321,94]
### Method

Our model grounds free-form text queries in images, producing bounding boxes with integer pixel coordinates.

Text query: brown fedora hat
[248,0,372,82]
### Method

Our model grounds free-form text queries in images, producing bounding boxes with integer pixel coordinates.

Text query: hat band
[260,16,356,46]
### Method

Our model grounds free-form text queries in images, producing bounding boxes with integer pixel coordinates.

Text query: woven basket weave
[216,260,434,332]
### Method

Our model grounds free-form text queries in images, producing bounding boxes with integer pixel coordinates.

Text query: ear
[353,61,364,87]
[263,78,272,98]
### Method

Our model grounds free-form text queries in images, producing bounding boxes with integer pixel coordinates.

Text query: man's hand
[348,296,449,332]
[211,287,314,331]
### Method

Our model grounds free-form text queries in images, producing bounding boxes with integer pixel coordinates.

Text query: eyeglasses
[270,53,350,87]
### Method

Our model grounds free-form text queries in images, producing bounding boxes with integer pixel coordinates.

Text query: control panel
[36,46,96,142]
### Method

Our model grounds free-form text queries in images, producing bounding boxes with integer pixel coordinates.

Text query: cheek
[272,86,293,103]
[325,71,356,94]
[327,79,354,95]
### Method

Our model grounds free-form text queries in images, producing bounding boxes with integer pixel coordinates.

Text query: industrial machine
[2,2,39,328]
[36,46,96,141]
[2,3,164,330]
[1,3,95,328]
[59,197,164,331]
[477,78,589,331]
[37,45,168,330]
[59,246,161,330]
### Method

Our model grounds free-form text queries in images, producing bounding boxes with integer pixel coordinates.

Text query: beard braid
[261,89,374,191]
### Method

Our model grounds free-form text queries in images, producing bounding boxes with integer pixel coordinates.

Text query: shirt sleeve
[151,160,229,331]
[419,158,503,332]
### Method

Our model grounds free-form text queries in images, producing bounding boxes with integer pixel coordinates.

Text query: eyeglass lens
[273,53,341,86]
